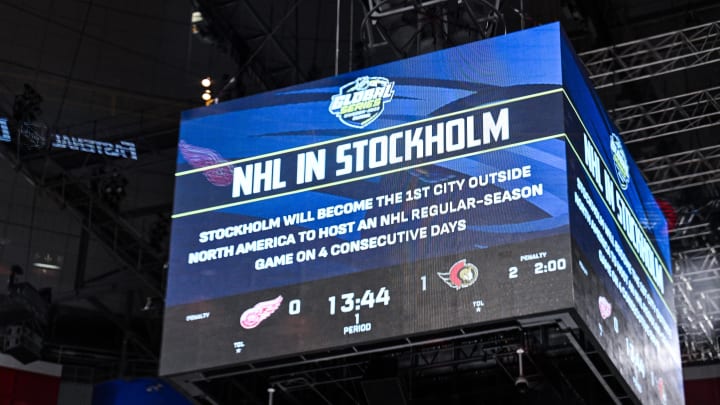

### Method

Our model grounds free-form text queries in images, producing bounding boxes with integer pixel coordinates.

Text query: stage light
[202,91,212,101]
[190,11,204,35]
[31,252,62,272]
[97,169,128,208]
[191,10,223,46]
[13,84,43,123]
[142,296,162,312]
[32,263,61,271]
[201,77,212,88]
[8,265,23,291]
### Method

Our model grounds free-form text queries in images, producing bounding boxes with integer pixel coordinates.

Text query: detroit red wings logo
[240,295,283,329]
[657,377,666,403]
[598,296,612,320]
[437,259,479,290]
[178,140,234,186]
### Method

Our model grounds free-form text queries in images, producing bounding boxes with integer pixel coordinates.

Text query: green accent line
[171,133,566,219]
[561,89,672,282]
[175,87,564,177]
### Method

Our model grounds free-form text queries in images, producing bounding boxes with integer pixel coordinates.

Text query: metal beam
[0,146,164,297]
[195,0,273,92]
[610,85,720,144]
[636,144,720,194]
[238,0,308,84]
[581,20,720,88]
[674,249,720,362]
[86,296,158,362]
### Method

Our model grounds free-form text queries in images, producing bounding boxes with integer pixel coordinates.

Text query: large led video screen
[162,24,573,374]
[161,22,683,405]
[561,41,683,404]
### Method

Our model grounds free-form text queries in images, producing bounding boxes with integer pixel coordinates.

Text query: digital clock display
[532,257,567,274]
[328,287,390,314]
[160,23,683,405]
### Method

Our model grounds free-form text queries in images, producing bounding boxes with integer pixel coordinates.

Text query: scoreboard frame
[161,22,682,405]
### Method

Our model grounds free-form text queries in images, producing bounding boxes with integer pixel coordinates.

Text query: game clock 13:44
[328,287,390,315]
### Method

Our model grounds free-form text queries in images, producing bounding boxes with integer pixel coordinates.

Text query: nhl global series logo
[329,76,395,128]
[610,133,630,190]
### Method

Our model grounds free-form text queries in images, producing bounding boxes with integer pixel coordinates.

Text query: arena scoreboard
[161,23,683,404]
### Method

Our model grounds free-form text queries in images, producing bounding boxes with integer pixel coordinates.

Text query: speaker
[361,378,406,405]
[3,324,42,364]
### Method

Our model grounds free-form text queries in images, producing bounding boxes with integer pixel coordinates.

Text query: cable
[360,0,507,55]
[466,0,507,36]
[0,58,194,106]
[335,0,341,75]
[52,0,94,127]
[234,0,307,81]
[0,0,207,79]
[359,0,392,49]
[68,0,188,25]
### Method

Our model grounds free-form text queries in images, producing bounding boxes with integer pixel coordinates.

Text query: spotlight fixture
[8,264,23,290]
[191,11,208,38]
[515,348,529,393]
[201,90,212,101]
[142,296,162,312]
[97,169,128,208]
[190,9,225,47]
[201,77,212,88]
[32,263,61,271]
[31,253,63,271]
[13,84,43,123]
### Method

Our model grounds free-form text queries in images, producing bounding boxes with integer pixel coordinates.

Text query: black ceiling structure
[0,0,719,403]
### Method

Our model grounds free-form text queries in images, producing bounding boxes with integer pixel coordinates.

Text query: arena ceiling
[0,0,719,402]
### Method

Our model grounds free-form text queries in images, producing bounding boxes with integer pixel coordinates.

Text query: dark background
[1,1,719,404]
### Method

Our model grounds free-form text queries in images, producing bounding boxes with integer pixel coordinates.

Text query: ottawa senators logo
[437,259,479,290]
